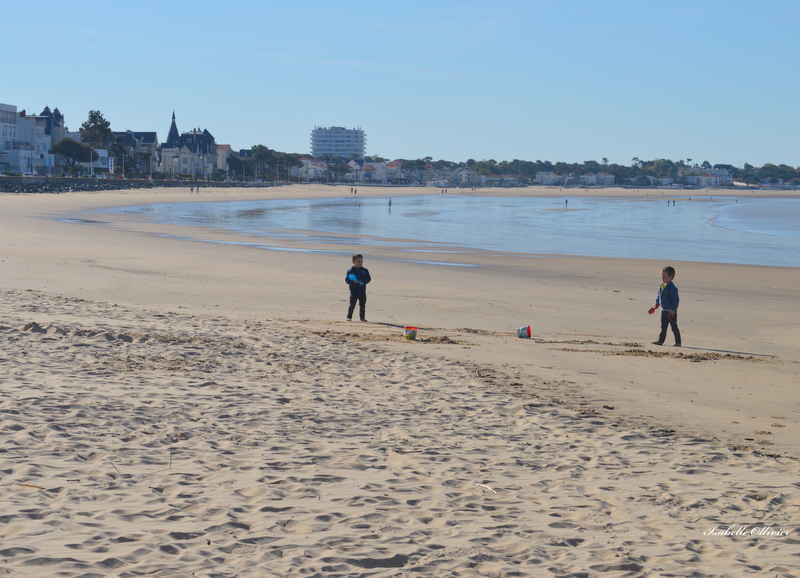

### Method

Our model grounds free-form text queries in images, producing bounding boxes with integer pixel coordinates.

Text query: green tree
[583,160,601,174]
[553,161,572,175]
[736,163,759,185]
[326,158,350,182]
[758,163,797,185]
[226,154,252,180]
[474,159,500,175]
[80,110,114,148]
[650,159,678,177]
[270,151,303,182]
[251,144,275,180]
[397,158,428,172]
[53,138,97,175]
[129,152,151,178]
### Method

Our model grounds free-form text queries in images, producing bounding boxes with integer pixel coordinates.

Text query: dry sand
[1,185,798,577]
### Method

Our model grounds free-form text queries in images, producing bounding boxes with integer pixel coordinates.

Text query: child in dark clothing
[345,253,371,322]
[649,266,681,347]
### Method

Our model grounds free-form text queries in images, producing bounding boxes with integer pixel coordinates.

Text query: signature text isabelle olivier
[704,525,789,537]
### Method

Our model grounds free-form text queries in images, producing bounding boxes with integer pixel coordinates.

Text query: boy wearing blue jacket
[345,253,371,322]
[650,266,681,347]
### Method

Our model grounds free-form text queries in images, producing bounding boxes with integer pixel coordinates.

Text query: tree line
[369,156,799,186]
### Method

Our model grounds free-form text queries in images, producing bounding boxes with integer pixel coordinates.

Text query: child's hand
[648,305,658,314]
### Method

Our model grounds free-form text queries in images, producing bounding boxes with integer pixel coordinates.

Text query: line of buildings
[1,102,744,188]
[290,158,529,187]
[1,100,369,181]
[303,127,515,185]
[533,169,734,188]
[0,102,232,178]
[0,101,655,188]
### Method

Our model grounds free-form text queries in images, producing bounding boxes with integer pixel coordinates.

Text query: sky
[4,0,799,167]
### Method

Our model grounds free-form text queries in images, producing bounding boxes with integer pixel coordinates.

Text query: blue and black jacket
[345,266,371,294]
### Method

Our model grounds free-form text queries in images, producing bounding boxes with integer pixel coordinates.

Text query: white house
[291,158,328,181]
[579,173,615,186]
[597,173,615,186]
[344,160,401,183]
[485,174,520,186]
[648,176,674,187]
[686,174,720,187]
[535,172,566,186]
[682,167,732,185]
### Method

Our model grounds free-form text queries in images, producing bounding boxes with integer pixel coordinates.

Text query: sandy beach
[1,185,798,576]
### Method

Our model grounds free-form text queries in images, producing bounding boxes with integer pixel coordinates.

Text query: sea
[96,194,800,268]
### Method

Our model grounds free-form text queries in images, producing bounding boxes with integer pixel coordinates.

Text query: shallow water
[99,195,800,268]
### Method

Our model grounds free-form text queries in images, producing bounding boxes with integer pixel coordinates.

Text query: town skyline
[4,1,799,168]
[3,102,800,187]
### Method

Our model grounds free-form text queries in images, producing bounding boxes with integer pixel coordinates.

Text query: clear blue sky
[5,0,799,167]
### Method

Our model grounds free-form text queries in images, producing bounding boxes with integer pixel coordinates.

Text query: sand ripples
[1,289,798,577]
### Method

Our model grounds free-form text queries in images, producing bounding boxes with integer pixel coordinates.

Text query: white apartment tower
[310,126,366,159]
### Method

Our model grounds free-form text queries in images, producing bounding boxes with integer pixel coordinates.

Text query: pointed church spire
[166,111,180,145]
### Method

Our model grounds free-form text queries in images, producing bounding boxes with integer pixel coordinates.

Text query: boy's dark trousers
[658,310,681,345]
[348,291,366,320]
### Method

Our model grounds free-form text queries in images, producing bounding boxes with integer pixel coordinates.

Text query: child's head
[661,266,675,282]
[352,253,364,267]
